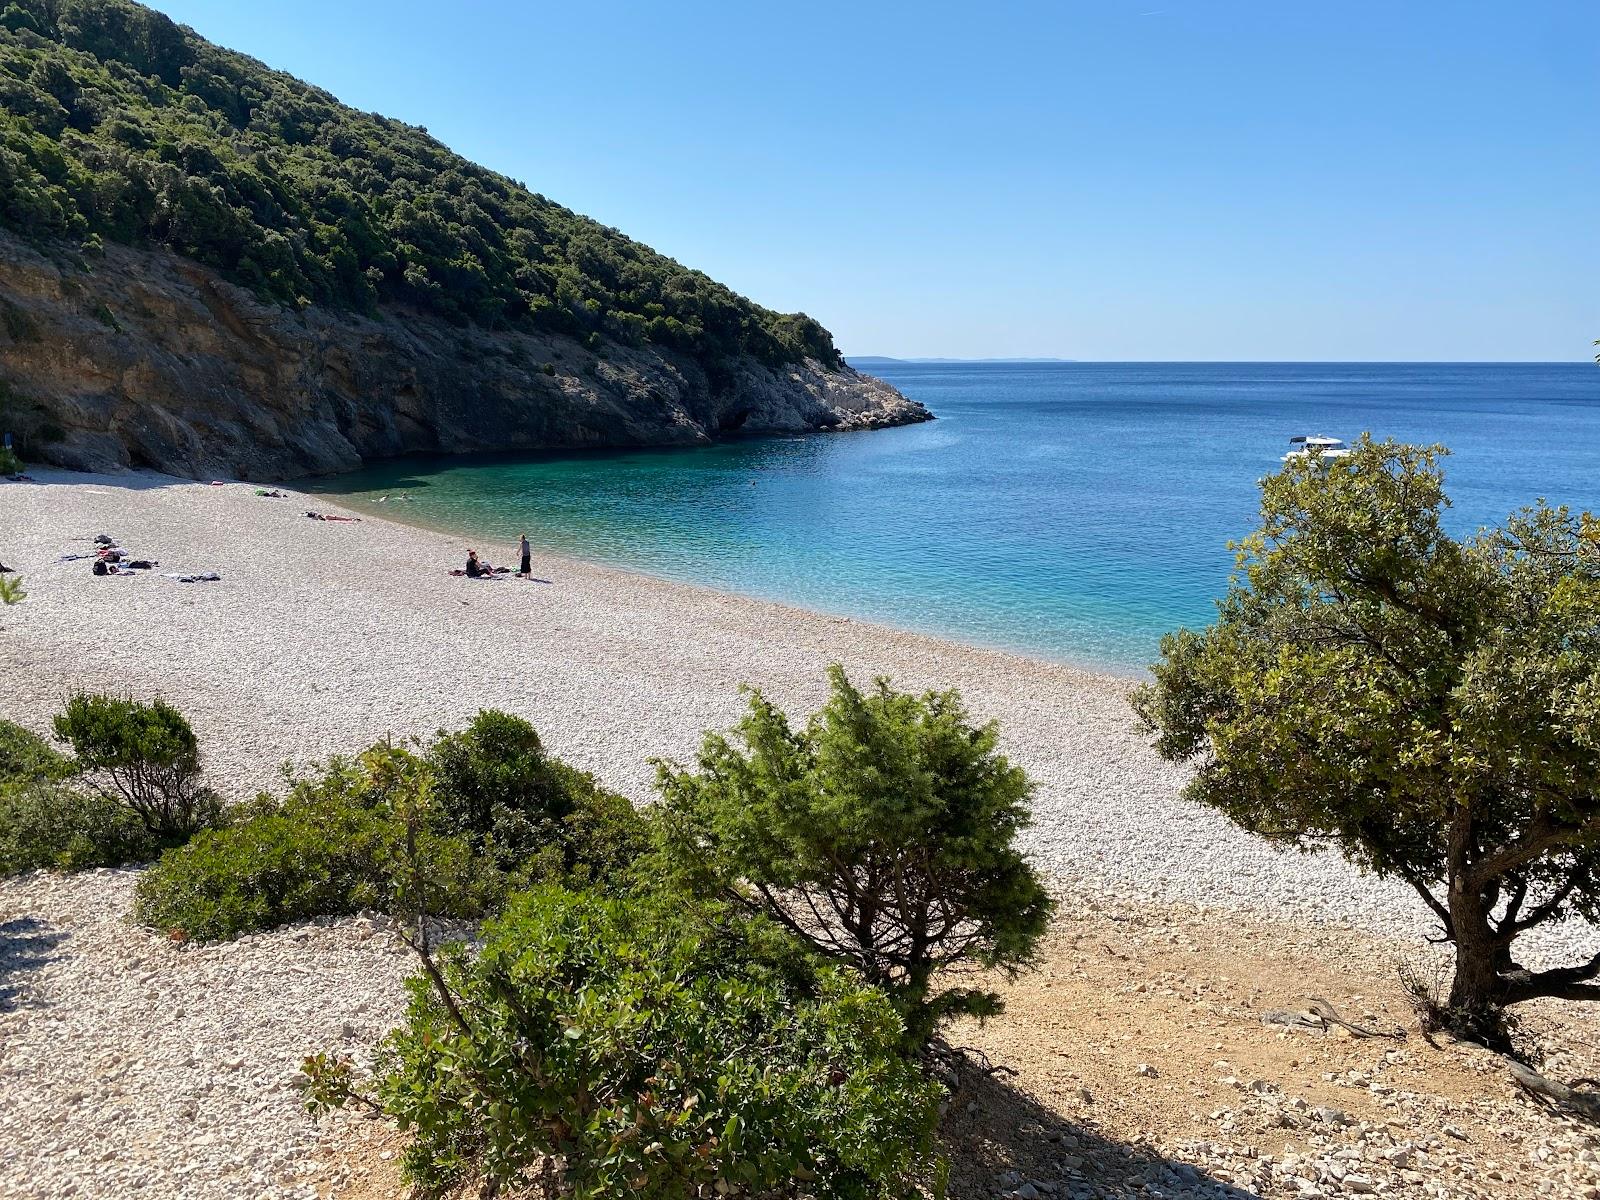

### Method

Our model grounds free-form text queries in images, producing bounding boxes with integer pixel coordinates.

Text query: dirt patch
[307,892,1600,1199]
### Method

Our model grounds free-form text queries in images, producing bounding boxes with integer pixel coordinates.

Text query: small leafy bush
[53,693,220,841]
[0,720,75,783]
[0,446,22,475]
[553,771,650,888]
[0,781,155,873]
[426,709,575,864]
[309,886,941,1199]
[135,713,648,941]
[134,744,499,941]
[427,709,649,886]
[0,719,154,875]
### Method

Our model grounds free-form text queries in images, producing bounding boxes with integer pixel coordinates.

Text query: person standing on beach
[518,533,532,579]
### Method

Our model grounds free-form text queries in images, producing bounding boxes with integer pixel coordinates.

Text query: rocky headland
[0,230,928,481]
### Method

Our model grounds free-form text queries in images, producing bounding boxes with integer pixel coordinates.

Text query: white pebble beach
[1,469,1594,1198]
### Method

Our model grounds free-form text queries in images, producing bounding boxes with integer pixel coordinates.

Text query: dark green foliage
[426,708,647,885]
[133,743,500,941]
[1132,437,1600,1036]
[53,691,219,839]
[0,0,842,376]
[309,886,940,1199]
[554,771,650,887]
[0,779,154,872]
[0,446,21,475]
[425,709,567,863]
[134,715,647,940]
[0,719,70,780]
[0,719,154,873]
[656,665,1054,1048]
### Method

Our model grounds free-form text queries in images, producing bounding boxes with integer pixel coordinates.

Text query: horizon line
[846,356,1597,366]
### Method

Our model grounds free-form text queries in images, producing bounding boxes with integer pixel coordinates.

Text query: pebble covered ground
[3,471,1599,1198]
[0,871,408,1200]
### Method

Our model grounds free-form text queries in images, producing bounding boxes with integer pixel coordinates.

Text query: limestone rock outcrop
[0,231,929,480]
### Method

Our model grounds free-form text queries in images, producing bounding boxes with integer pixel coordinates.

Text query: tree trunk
[1446,880,1511,1046]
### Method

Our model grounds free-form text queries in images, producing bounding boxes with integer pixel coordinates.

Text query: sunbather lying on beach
[305,511,361,522]
[161,571,222,583]
[256,489,285,499]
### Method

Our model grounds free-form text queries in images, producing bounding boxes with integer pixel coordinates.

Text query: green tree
[1132,437,1600,1041]
[52,692,220,841]
[656,665,1054,1048]
[0,575,23,606]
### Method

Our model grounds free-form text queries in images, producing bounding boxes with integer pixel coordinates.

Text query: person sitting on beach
[518,533,531,579]
[465,549,484,578]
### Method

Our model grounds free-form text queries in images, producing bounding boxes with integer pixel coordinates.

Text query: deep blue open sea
[312,362,1600,674]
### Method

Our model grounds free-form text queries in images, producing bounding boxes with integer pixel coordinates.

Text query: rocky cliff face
[0,232,929,480]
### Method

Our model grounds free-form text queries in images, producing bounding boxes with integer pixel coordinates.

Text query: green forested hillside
[0,0,841,373]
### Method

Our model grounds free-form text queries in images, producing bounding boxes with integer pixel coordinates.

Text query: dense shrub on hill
[656,665,1054,1048]
[0,718,70,780]
[0,778,153,871]
[305,886,942,1200]
[0,0,842,376]
[132,743,496,940]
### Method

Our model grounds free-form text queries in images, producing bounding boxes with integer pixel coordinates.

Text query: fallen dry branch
[1508,1061,1600,1119]
[1261,996,1406,1039]
[1307,996,1407,1040]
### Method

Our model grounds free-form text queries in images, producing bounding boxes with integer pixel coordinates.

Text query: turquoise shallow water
[310,362,1600,674]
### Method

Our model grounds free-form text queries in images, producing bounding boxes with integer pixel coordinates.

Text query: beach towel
[161,571,222,583]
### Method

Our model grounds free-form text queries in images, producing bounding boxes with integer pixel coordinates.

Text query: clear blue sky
[150,1,1597,361]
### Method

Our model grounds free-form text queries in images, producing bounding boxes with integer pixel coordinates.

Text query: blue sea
[311,362,1600,675]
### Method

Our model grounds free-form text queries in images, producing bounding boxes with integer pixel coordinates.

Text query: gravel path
[1,469,1596,1198]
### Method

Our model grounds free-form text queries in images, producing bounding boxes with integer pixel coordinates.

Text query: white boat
[1283,435,1351,462]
